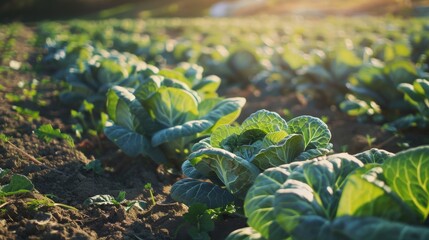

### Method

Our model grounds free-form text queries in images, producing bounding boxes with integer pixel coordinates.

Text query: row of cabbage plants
[35,17,429,239]
[38,17,429,133]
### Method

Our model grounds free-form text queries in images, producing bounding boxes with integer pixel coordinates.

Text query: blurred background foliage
[0,0,428,22]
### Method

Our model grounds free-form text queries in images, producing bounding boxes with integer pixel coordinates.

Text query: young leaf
[287,115,331,150]
[0,133,10,143]
[382,146,429,222]
[1,174,34,196]
[84,194,117,206]
[34,124,74,147]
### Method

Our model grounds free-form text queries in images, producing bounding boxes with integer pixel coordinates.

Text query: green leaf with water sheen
[382,146,429,222]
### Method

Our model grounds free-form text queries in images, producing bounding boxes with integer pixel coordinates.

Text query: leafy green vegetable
[388,78,429,130]
[171,110,332,208]
[383,146,429,222]
[12,106,40,121]
[104,74,245,165]
[296,48,361,104]
[60,49,155,111]
[83,159,104,175]
[228,146,429,240]
[340,60,420,124]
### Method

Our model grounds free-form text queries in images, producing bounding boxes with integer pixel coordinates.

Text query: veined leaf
[245,166,291,239]
[274,179,324,233]
[182,160,206,179]
[159,68,192,87]
[382,146,429,222]
[337,166,419,223]
[252,134,305,170]
[210,125,241,148]
[104,122,167,163]
[151,120,213,147]
[189,148,261,197]
[324,216,429,240]
[133,75,162,101]
[170,178,235,209]
[354,148,395,164]
[287,115,331,150]
[193,75,221,95]
[241,110,288,133]
[146,87,199,127]
[107,86,162,135]
[201,97,246,130]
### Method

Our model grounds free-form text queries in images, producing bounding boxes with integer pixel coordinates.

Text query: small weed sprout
[144,183,156,206]
[365,134,377,148]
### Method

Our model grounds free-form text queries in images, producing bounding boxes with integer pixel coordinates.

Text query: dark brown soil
[0,26,418,240]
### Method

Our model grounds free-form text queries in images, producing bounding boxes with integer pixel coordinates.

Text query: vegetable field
[1,15,429,239]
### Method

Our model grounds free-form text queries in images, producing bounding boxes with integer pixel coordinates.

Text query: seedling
[282,108,293,120]
[34,124,74,147]
[12,106,40,121]
[365,134,377,148]
[0,169,34,209]
[144,183,156,206]
[70,101,107,149]
[5,79,46,106]
[27,195,78,211]
[321,115,329,123]
[84,191,147,212]
[182,204,214,240]
[176,203,237,240]
[0,172,34,197]
[83,159,104,175]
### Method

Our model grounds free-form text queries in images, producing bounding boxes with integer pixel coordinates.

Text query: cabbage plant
[158,62,222,100]
[104,75,246,165]
[340,60,419,123]
[388,78,429,130]
[60,49,156,110]
[295,48,362,105]
[227,146,429,240]
[171,110,332,208]
[41,37,93,79]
